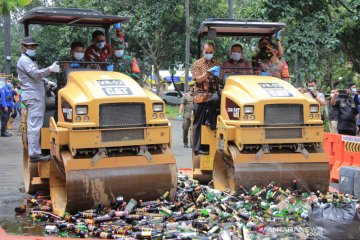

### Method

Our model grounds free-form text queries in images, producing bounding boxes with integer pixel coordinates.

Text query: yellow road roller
[20,7,177,215]
[192,19,329,193]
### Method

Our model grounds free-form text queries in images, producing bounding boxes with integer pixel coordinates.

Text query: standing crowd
[0,78,23,137]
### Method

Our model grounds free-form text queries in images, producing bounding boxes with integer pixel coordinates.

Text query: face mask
[330,93,334,98]
[308,86,315,91]
[114,50,124,58]
[352,88,357,94]
[231,52,241,61]
[73,52,84,61]
[204,53,213,61]
[96,41,105,49]
[26,49,36,57]
[6,83,12,88]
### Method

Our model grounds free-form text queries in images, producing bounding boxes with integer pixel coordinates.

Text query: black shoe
[210,124,217,130]
[198,150,209,155]
[205,120,211,126]
[30,154,50,163]
[1,131,12,137]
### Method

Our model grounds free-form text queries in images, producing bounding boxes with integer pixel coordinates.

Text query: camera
[338,89,348,99]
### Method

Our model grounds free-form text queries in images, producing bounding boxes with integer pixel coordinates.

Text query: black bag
[309,202,360,240]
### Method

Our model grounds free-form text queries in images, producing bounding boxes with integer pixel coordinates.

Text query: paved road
[0,117,192,233]
[0,118,27,233]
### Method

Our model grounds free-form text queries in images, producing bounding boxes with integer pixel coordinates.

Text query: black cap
[21,36,39,46]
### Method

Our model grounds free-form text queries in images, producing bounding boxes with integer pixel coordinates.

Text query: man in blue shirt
[1,78,15,137]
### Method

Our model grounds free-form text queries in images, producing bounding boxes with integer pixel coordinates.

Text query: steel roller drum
[213,145,329,194]
[50,149,177,215]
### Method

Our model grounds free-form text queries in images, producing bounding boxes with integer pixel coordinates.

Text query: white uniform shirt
[16,54,51,101]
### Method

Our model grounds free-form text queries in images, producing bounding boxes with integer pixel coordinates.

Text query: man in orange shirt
[223,44,252,74]
[191,42,223,155]
[84,30,114,70]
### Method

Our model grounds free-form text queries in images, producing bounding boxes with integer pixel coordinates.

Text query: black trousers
[193,93,220,153]
[1,107,10,132]
[338,129,356,136]
[182,117,191,146]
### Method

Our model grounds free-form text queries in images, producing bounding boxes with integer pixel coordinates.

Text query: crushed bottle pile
[15,172,360,239]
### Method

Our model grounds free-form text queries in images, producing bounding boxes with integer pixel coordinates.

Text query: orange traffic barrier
[178,168,193,178]
[324,133,360,182]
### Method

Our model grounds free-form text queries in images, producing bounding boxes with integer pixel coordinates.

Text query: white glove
[49,62,60,73]
[48,81,57,89]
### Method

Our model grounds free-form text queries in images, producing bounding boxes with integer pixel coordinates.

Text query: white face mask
[231,52,241,61]
[204,53,213,61]
[26,49,36,57]
[96,41,106,49]
[73,52,84,61]
[6,82,12,88]
[114,50,124,58]
[330,93,334,98]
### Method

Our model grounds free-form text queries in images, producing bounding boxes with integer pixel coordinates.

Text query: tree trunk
[153,63,161,96]
[184,0,190,92]
[339,40,360,74]
[294,51,302,87]
[3,13,11,74]
[228,0,233,19]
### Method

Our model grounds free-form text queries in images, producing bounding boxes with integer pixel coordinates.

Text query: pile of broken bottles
[15,173,359,239]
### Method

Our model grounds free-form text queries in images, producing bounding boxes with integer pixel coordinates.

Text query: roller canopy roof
[198,18,286,37]
[19,7,130,27]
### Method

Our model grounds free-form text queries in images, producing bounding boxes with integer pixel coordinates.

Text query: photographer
[330,83,359,136]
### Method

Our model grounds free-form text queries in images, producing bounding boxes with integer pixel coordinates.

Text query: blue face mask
[351,88,357,94]
[114,50,124,58]
[308,86,315,91]
[26,49,36,57]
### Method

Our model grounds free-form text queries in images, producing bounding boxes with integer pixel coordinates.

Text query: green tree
[264,0,360,90]
[1,0,32,73]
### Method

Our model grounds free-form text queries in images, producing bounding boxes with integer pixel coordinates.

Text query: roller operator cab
[20,7,177,216]
[193,19,329,193]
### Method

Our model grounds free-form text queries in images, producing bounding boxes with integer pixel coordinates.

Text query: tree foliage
[264,0,360,90]
[1,0,359,92]
[0,0,31,15]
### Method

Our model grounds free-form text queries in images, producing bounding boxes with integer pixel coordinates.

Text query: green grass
[165,105,179,119]
[323,119,330,132]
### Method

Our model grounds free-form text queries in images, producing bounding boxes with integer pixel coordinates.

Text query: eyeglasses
[26,45,38,50]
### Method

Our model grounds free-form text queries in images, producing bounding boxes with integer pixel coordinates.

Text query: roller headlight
[153,103,163,112]
[244,105,254,114]
[76,105,88,115]
[310,104,319,113]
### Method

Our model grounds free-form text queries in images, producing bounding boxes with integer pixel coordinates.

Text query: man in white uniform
[17,36,60,163]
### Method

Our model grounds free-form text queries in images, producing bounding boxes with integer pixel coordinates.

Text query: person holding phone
[330,83,359,136]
